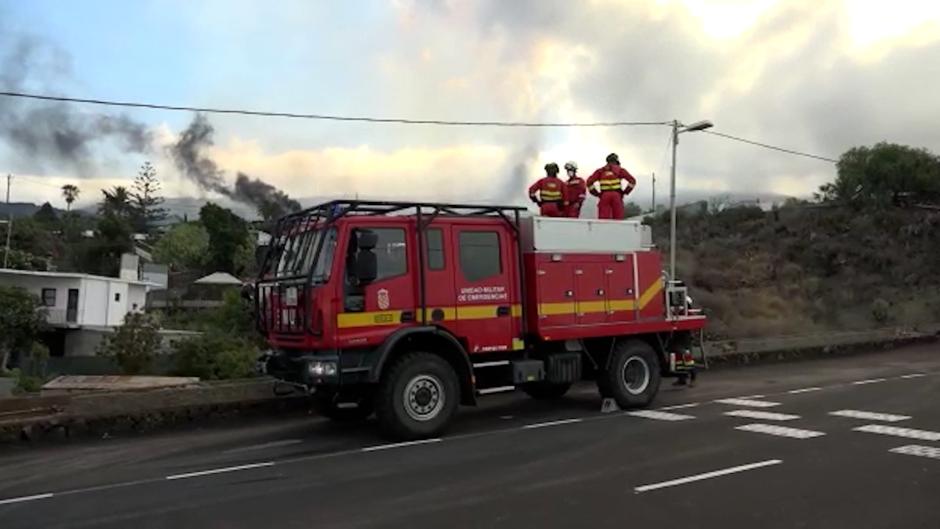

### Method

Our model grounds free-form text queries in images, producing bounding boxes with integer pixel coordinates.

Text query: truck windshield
[272,227,336,282]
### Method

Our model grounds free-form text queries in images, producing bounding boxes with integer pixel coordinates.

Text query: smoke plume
[0,36,152,170]
[170,113,302,220]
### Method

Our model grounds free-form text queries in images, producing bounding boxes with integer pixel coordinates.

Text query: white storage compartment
[520,216,651,253]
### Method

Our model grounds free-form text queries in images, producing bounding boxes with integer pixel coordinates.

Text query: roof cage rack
[279,199,527,223]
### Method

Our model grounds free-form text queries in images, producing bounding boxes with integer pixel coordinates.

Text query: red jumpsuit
[586,164,636,220]
[528,176,565,216]
[564,176,587,218]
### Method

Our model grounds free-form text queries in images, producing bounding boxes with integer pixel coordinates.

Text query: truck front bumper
[261,349,373,387]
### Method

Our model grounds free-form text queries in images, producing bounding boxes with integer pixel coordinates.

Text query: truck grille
[257,281,308,334]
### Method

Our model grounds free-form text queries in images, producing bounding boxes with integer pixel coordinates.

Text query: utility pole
[669,121,679,282]
[3,174,12,269]
[651,172,656,213]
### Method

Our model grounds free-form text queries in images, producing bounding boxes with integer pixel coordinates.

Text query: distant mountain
[0,202,69,219]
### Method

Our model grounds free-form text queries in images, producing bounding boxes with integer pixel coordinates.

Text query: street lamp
[668,119,713,283]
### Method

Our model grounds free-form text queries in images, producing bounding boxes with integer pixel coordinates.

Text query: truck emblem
[377,288,390,310]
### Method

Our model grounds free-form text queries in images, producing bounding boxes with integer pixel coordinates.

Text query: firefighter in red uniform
[528,163,565,217]
[586,153,637,220]
[562,161,587,218]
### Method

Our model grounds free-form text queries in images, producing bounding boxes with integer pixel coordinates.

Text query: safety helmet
[544,162,560,175]
[564,161,578,172]
[606,153,620,165]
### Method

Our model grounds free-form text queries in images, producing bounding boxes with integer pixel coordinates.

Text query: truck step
[477,385,516,395]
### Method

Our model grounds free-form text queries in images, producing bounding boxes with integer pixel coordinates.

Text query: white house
[0,269,153,356]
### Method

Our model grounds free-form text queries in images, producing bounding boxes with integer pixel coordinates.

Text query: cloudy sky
[1,0,938,211]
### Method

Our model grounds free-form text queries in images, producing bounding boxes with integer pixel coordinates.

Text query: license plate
[284,287,298,307]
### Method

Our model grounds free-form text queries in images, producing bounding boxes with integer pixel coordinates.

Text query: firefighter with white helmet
[562,161,586,218]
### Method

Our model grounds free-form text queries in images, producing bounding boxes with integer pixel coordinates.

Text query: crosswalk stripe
[889,445,940,460]
[829,410,911,422]
[714,398,780,408]
[724,410,800,421]
[627,410,695,421]
[853,425,940,442]
[735,423,825,439]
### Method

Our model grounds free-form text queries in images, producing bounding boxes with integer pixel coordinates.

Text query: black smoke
[0,36,152,170]
[170,113,301,221]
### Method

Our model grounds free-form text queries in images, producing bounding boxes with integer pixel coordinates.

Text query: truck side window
[425,229,445,270]
[371,228,408,281]
[459,231,501,282]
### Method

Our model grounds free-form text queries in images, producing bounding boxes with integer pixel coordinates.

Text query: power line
[704,130,838,163]
[0,90,671,128]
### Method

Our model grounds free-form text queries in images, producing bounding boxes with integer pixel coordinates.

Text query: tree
[624,202,643,218]
[97,312,161,375]
[153,222,210,271]
[199,203,252,274]
[132,161,167,233]
[0,286,46,374]
[100,186,135,219]
[32,202,60,227]
[61,184,80,212]
[818,142,940,206]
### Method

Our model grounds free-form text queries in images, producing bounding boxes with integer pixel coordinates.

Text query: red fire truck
[256,200,705,439]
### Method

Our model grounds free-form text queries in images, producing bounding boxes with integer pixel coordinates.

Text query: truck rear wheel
[376,352,459,440]
[522,382,572,400]
[600,340,661,409]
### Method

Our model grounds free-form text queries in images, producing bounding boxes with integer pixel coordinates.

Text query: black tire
[601,340,661,409]
[375,352,460,440]
[313,392,374,422]
[522,382,572,400]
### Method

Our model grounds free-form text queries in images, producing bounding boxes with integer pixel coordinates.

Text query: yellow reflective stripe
[540,191,563,199]
[638,279,664,309]
[539,302,576,315]
[337,310,403,328]
[511,304,523,317]
[576,300,606,313]
[422,307,457,321]
[512,338,525,350]
[456,305,497,319]
[608,299,635,311]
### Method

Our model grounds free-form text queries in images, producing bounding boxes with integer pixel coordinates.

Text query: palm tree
[61,184,80,212]
[100,186,134,218]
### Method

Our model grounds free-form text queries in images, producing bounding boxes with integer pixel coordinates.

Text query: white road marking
[361,438,442,452]
[522,418,583,429]
[853,425,940,442]
[737,394,766,399]
[499,415,514,420]
[724,410,800,421]
[890,445,940,460]
[735,423,826,439]
[223,439,304,454]
[829,410,911,422]
[787,387,823,394]
[714,398,781,408]
[164,462,276,481]
[658,402,700,411]
[852,378,887,385]
[627,410,695,421]
[634,459,783,493]
[0,493,54,506]
[899,373,926,379]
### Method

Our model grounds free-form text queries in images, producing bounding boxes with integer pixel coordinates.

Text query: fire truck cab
[257,200,705,439]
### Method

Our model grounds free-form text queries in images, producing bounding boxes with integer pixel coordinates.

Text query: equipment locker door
[605,256,636,323]
[575,262,607,325]
[453,227,517,353]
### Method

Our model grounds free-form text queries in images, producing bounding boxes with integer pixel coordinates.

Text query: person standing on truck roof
[563,161,587,218]
[528,163,565,217]
[587,153,637,220]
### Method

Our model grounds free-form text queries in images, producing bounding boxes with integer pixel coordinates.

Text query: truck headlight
[307,360,337,377]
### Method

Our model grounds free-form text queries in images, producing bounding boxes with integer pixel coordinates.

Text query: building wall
[0,274,81,324]
[80,278,110,326]
[128,284,147,313]
[106,281,131,326]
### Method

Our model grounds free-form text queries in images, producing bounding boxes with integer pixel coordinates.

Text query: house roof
[194,272,244,285]
[0,268,156,286]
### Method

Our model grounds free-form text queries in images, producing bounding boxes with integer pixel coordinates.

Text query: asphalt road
[2,343,939,529]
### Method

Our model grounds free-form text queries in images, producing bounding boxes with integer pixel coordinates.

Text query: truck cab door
[452,225,519,354]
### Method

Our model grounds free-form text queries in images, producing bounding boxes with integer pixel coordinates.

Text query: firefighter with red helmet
[528,163,565,217]
[586,153,637,220]
[562,161,587,218]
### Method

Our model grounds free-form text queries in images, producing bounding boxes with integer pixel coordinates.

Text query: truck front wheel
[600,340,661,409]
[376,352,459,440]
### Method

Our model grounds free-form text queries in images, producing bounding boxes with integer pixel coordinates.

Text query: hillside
[647,203,940,339]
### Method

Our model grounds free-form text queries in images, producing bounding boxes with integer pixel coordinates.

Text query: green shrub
[10,368,43,394]
[97,313,162,375]
[173,333,258,380]
[871,298,890,324]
